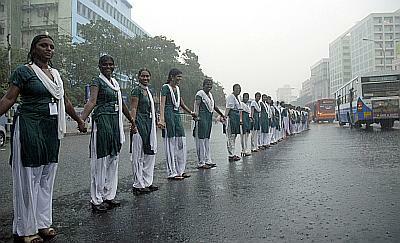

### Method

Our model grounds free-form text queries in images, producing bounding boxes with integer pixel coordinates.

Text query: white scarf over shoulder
[163,84,180,110]
[195,90,214,112]
[98,73,125,144]
[146,86,157,153]
[30,63,66,139]
[251,100,261,112]
[226,93,241,110]
[241,101,251,114]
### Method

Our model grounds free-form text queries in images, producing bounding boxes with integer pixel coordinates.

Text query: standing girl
[130,69,158,194]
[158,68,196,180]
[81,55,133,212]
[225,84,242,161]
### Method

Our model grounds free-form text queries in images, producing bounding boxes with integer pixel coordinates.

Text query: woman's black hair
[242,92,249,98]
[98,54,114,65]
[232,84,241,91]
[202,78,213,87]
[27,34,54,65]
[166,68,182,83]
[138,68,151,77]
[255,92,261,97]
[262,94,268,99]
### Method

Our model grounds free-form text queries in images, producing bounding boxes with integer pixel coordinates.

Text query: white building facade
[329,32,352,96]
[310,58,330,101]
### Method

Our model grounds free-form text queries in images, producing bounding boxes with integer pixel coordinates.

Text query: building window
[0,3,4,12]
[0,26,4,35]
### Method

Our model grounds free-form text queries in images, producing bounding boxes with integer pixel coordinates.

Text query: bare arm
[64,95,86,132]
[193,98,200,116]
[130,96,139,133]
[80,86,98,121]
[158,95,166,128]
[122,101,133,123]
[180,97,194,116]
[0,85,20,116]
[214,106,225,117]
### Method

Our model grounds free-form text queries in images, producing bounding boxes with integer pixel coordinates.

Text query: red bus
[307,99,336,123]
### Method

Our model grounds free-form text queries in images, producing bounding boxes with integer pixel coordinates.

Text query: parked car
[0,124,5,147]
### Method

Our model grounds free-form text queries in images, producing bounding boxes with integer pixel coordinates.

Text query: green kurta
[228,109,241,134]
[161,84,185,138]
[252,110,260,131]
[9,65,60,167]
[241,111,251,133]
[260,104,269,133]
[195,95,213,139]
[91,77,121,159]
[131,85,154,155]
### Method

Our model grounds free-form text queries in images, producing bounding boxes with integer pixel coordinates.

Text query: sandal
[38,227,57,239]
[197,164,212,169]
[21,234,43,243]
[167,176,184,180]
[181,173,191,178]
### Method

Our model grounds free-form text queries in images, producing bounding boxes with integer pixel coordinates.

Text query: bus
[334,72,400,129]
[306,98,336,123]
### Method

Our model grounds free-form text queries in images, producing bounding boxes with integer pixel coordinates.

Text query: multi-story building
[349,9,400,77]
[276,84,297,104]
[0,0,10,48]
[393,41,400,70]
[7,0,148,49]
[297,78,312,107]
[310,58,330,101]
[329,32,352,96]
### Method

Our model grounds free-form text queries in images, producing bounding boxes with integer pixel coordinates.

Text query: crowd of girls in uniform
[0,35,309,242]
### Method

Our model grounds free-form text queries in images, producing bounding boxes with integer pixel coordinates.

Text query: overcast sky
[130,0,399,99]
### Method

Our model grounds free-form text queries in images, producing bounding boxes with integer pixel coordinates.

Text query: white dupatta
[98,73,125,144]
[195,90,214,112]
[146,86,157,153]
[251,100,261,113]
[30,63,66,139]
[163,84,180,110]
[241,101,251,114]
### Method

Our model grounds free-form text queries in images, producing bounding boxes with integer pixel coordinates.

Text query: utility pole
[7,34,11,76]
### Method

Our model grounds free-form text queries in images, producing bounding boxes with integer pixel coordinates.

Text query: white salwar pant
[131,133,155,188]
[260,132,270,146]
[240,132,250,154]
[283,117,290,136]
[195,137,212,167]
[164,132,187,178]
[90,123,119,206]
[226,118,239,157]
[250,130,260,150]
[12,118,57,236]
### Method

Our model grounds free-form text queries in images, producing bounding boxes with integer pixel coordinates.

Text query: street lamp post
[363,37,386,70]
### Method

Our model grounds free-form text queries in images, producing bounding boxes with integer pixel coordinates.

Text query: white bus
[334,72,400,129]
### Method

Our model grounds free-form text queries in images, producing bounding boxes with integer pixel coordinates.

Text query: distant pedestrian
[225,84,242,161]
[259,94,270,148]
[193,78,225,169]
[158,68,196,180]
[130,69,158,195]
[81,55,133,212]
[250,92,261,152]
[240,93,251,157]
[0,34,85,242]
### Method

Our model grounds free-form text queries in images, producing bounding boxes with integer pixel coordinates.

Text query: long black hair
[166,68,182,84]
[138,68,151,77]
[27,34,54,66]
[98,54,114,66]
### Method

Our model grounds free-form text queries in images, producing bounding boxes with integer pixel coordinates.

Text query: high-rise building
[349,9,400,77]
[310,58,330,101]
[276,84,297,104]
[329,32,352,96]
[0,0,10,48]
[297,78,312,106]
[393,41,400,70]
[6,0,148,49]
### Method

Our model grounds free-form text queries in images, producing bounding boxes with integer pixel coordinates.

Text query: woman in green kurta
[225,84,242,161]
[130,69,158,195]
[0,34,85,243]
[81,55,133,212]
[193,79,225,169]
[250,92,261,152]
[240,93,252,156]
[260,94,270,148]
[158,68,196,180]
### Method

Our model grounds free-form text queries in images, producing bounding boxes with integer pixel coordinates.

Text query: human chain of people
[0,34,310,243]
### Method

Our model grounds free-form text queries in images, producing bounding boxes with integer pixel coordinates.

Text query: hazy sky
[130,0,399,99]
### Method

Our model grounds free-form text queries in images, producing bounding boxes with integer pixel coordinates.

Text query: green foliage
[3,20,226,106]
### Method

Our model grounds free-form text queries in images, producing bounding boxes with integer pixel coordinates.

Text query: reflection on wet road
[1,123,399,242]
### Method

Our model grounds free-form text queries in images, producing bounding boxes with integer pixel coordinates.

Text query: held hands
[130,123,138,134]
[77,119,87,133]
[157,120,166,129]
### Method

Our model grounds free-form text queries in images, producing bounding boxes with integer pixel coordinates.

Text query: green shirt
[194,94,213,139]
[90,77,121,158]
[131,85,154,154]
[161,84,185,138]
[9,65,60,167]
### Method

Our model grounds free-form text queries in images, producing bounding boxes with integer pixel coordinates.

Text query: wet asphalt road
[0,123,399,242]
